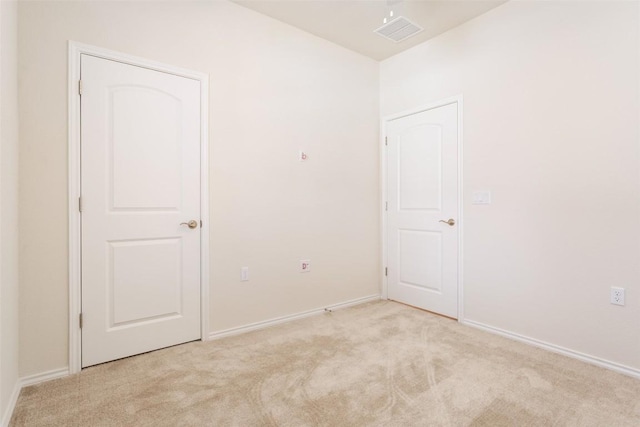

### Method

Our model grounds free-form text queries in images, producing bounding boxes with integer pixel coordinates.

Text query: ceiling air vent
[374,16,423,43]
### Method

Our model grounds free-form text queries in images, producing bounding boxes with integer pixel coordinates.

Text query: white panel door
[81,54,201,367]
[387,102,459,318]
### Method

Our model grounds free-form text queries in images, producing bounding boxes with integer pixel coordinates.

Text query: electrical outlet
[300,259,311,273]
[241,267,249,282]
[610,287,625,306]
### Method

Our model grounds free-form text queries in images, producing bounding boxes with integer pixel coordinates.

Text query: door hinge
[385,202,388,211]
[385,267,388,276]
[78,80,82,96]
[78,196,82,213]
[385,136,388,146]
[79,313,83,329]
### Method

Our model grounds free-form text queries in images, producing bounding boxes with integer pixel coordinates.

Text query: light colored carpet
[10,300,640,426]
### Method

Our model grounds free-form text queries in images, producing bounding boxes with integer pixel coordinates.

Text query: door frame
[380,96,464,320]
[67,41,210,374]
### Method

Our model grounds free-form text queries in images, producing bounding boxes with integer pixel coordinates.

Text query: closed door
[386,102,459,318]
[81,54,202,367]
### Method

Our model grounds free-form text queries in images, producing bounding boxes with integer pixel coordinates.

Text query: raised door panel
[398,125,442,212]
[398,230,442,293]
[109,238,183,328]
[110,87,182,211]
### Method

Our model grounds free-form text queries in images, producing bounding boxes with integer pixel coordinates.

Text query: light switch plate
[472,191,492,205]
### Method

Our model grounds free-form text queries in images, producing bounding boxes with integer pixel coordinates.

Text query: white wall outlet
[610,287,625,306]
[300,259,311,273]
[241,266,249,282]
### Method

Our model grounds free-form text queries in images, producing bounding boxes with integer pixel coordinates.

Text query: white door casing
[69,43,210,371]
[385,101,460,318]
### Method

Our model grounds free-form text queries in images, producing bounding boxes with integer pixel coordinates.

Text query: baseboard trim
[20,367,70,388]
[1,380,21,427]
[461,318,640,379]
[209,294,381,340]
[1,367,70,426]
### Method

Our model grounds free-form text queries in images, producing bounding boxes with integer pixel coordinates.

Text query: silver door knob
[180,220,198,229]
[439,218,455,226]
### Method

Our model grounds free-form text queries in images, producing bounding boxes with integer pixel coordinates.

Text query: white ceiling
[231,0,508,61]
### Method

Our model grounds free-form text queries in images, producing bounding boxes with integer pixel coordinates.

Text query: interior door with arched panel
[80,54,201,367]
[386,102,459,318]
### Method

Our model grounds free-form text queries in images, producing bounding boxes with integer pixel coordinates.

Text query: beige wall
[1,0,20,421]
[18,1,380,376]
[381,1,640,369]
